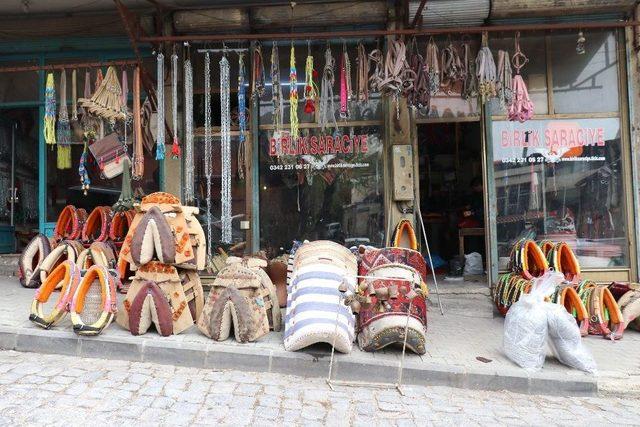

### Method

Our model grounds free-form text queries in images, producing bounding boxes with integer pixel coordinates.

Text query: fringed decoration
[237,53,246,181]
[289,44,299,139]
[56,70,72,169]
[271,43,284,131]
[303,48,318,115]
[44,73,56,147]
[132,66,144,180]
[220,55,233,244]
[171,51,181,158]
[155,53,166,160]
[319,45,338,133]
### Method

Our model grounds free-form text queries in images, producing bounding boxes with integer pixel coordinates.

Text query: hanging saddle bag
[88,132,129,179]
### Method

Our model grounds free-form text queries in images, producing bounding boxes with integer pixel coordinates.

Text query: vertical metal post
[482,103,498,286]
[10,123,15,229]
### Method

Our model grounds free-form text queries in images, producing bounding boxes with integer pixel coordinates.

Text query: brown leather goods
[70,265,119,336]
[609,282,640,301]
[88,132,129,179]
[19,234,53,288]
[29,260,82,329]
[54,205,88,242]
[118,261,197,336]
[266,256,289,308]
[82,206,113,243]
[391,219,418,251]
[29,240,85,290]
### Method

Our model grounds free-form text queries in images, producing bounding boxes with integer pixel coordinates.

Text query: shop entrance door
[0,118,17,253]
[417,121,486,279]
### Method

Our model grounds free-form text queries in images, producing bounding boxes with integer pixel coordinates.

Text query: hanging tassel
[171,51,181,158]
[78,139,91,195]
[156,52,166,160]
[289,43,299,139]
[44,73,56,147]
[56,70,72,169]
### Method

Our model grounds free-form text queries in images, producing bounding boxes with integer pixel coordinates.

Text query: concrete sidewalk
[1,277,638,397]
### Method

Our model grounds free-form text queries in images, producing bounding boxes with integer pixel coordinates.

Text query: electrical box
[392,145,414,201]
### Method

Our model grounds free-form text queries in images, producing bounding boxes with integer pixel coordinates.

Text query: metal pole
[10,123,15,230]
[138,20,640,43]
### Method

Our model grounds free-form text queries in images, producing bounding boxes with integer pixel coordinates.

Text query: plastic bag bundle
[463,252,483,276]
[547,303,597,373]
[503,293,549,370]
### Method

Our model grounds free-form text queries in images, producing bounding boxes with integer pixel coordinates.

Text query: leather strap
[356,42,369,103]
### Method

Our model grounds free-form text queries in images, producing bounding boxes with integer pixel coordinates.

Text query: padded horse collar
[510,239,548,280]
[77,241,117,270]
[54,205,87,241]
[29,260,81,329]
[577,282,624,340]
[551,285,588,336]
[391,219,418,250]
[109,209,135,245]
[547,242,581,283]
[29,240,84,289]
[82,206,113,243]
[19,234,52,288]
[70,265,119,336]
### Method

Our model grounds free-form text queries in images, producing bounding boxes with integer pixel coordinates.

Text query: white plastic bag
[503,271,563,371]
[547,303,597,373]
[463,252,483,275]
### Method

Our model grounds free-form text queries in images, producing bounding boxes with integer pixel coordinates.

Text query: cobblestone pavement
[0,351,639,426]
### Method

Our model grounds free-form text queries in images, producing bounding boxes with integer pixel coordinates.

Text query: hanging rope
[497,49,513,111]
[289,44,299,138]
[356,42,369,103]
[204,52,213,262]
[461,41,478,100]
[271,42,284,132]
[220,55,233,244]
[171,51,181,158]
[508,32,534,122]
[407,37,429,110]
[155,52,166,160]
[56,70,72,169]
[319,45,338,134]
[425,38,440,96]
[303,42,318,115]
[132,66,144,181]
[44,73,56,147]
[237,53,247,180]
[476,33,497,104]
[252,42,266,100]
[183,57,195,200]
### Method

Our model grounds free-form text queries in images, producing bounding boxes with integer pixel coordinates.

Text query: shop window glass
[550,30,619,114]
[490,35,548,116]
[492,118,628,269]
[259,126,385,255]
[0,62,39,103]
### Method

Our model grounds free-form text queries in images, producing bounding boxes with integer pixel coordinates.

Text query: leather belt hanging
[425,38,440,96]
[132,66,144,180]
[252,42,266,100]
[461,41,478,100]
[407,37,429,111]
[440,39,463,95]
[508,32,534,122]
[356,42,369,103]
[476,32,497,104]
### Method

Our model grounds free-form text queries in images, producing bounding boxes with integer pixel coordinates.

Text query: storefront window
[550,30,619,114]
[259,126,384,255]
[493,118,628,269]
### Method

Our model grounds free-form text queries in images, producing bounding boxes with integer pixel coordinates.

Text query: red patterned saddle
[359,247,427,282]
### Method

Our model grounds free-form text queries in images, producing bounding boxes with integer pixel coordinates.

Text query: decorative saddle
[117,261,204,336]
[284,240,357,354]
[356,247,428,355]
[198,257,281,343]
[29,260,82,329]
[70,265,119,336]
[53,205,87,242]
[119,192,205,271]
[82,206,113,243]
